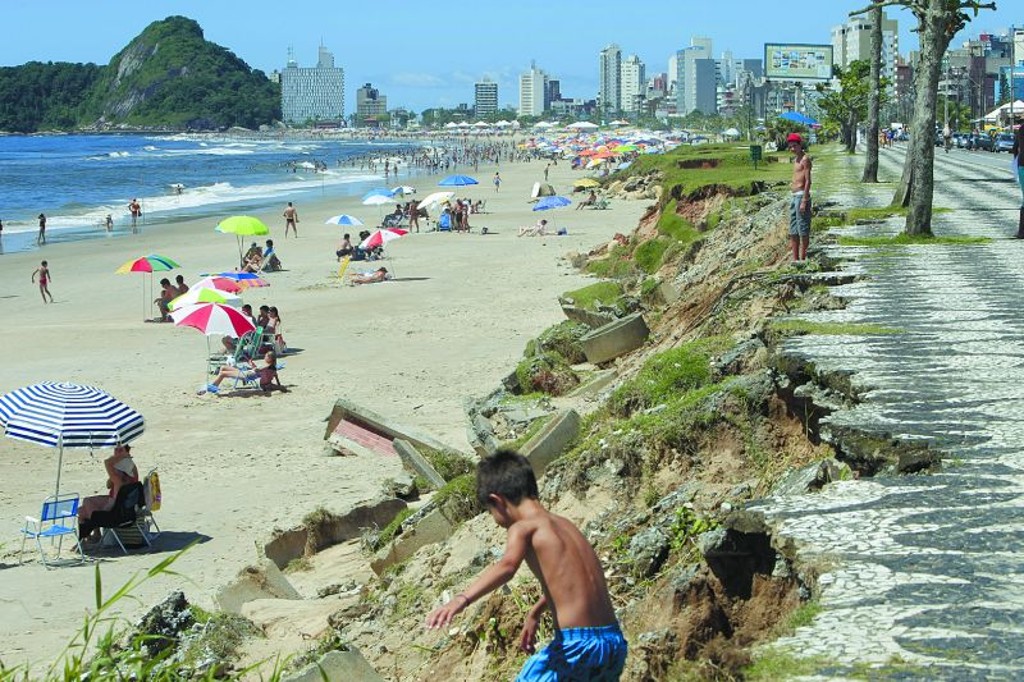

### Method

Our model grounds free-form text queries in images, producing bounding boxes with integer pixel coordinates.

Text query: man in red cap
[787,133,812,261]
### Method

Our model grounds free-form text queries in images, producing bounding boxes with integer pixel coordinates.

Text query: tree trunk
[862,6,882,183]
[897,0,952,236]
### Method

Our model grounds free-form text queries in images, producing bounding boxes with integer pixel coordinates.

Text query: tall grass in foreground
[0,546,293,681]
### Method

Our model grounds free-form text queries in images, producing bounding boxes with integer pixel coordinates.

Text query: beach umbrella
[190,276,246,294]
[359,228,408,251]
[172,303,257,380]
[533,196,572,212]
[0,382,145,497]
[171,302,255,338]
[573,178,601,189]
[215,216,270,267]
[116,254,181,321]
[779,111,818,126]
[325,214,364,227]
[214,271,270,290]
[168,287,242,312]
[418,191,455,207]
[391,186,417,196]
[438,175,479,187]
[362,194,394,207]
[362,188,395,202]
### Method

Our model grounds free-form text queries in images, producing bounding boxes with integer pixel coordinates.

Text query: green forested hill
[0,16,280,133]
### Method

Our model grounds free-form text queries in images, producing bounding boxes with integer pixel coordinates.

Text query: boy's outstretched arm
[425,523,531,630]
[519,594,548,653]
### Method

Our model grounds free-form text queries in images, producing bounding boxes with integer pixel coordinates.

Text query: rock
[628,527,670,578]
[652,485,699,514]
[382,471,417,499]
[714,338,768,377]
[135,590,195,656]
[770,461,828,497]
[283,646,384,682]
[216,559,301,615]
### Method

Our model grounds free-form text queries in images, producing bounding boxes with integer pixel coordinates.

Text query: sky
[2,1,1018,113]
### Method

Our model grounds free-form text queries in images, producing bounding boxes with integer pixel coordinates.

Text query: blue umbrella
[0,382,145,496]
[362,188,395,202]
[779,111,819,126]
[533,196,572,211]
[438,175,479,187]
[325,214,364,227]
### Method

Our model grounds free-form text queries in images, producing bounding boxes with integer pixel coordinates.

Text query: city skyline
[2,0,1019,114]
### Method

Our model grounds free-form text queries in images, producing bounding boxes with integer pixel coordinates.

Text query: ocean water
[0,133,421,255]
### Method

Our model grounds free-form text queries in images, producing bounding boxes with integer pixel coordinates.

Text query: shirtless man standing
[128,199,141,234]
[283,202,299,238]
[787,133,813,262]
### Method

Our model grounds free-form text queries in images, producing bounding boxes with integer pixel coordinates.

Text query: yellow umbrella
[573,178,601,189]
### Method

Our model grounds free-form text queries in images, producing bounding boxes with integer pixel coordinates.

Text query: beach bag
[146,470,162,512]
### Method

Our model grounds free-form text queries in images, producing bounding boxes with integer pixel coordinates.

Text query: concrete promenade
[757,145,1024,679]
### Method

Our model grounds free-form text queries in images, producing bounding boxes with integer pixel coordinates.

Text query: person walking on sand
[32,260,53,303]
[426,450,627,680]
[283,202,299,238]
[786,133,812,262]
[36,213,47,245]
[493,171,501,193]
[128,199,141,233]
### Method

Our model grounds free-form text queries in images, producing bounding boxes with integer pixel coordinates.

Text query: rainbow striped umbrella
[116,254,181,321]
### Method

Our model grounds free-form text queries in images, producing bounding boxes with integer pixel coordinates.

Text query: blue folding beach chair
[20,493,86,568]
[438,212,452,232]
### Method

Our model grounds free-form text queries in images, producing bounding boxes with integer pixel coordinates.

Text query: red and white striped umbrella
[170,302,255,338]
[359,228,408,251]
[190,276,246,294]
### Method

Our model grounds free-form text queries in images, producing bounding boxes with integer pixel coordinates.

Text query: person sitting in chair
[518,219,548,237]
[262,239,282,271]
[78,444,139,543]
[203,350,283,394]
[576,190,597,210]
[350,267,390,285]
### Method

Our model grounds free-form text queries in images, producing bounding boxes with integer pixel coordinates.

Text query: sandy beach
[0,156,646,668]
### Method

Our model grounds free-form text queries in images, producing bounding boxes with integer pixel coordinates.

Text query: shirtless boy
[426,450,627,680]
[31,260,53,303]
[787,133,813,261]
[283,202,299,238]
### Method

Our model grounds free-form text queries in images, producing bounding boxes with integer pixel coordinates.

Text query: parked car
[994,132,1015,153]
[954,133,969,148]
[967,134,995,151]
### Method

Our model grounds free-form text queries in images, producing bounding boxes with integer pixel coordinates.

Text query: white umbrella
[0,382,145,496]
[391,186,417,196]
[325,214,365,227]
[418,191,455,207]
[171,302,255,338]
[362,194,394,207]
[568,121,599,130]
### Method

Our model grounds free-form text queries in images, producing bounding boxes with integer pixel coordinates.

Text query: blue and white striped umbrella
[0,382,145,495]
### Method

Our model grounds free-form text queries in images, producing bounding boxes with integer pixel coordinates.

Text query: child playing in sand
[31,260,53,303]
[425,450,627,680]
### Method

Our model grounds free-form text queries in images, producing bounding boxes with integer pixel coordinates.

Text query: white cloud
[389,72,448,88]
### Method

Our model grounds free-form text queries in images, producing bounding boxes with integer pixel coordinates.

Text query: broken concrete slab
[283,646,384,682]
[560,304,617,329]
[566,369,618,398]
[370,507,457,576]
[264,497,407,570]
[393,439,447,489]
[521,409,581,477]
[216,559,301,615]
[325,398,465,457]
[580,312,650,365]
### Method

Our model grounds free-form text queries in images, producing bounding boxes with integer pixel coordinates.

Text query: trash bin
[749,144,762,169]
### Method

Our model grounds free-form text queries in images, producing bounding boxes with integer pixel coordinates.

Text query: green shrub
[420,448,474,483]
[533,321,590,365]
[634,238,670,274]
[562,281,624,311]
[515,352,580,396]
[584,246,635,279]
[434,473,481,523]
[374,507,414,549]
[608,341,715,417]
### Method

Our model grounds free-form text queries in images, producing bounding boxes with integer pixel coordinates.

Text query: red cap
[786,133,803,144]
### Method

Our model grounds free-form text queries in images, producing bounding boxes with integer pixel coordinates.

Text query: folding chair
[231,361,285,392]
[209,326,264,375]
[80,482,146,554]
[20,493,85,568]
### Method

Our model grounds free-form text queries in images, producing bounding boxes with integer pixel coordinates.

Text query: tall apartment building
[355,83,387,123]
[280,45,345,125]
[831,13,899,92]
[676,37,715,115]
[519,62,548,116]
[620,54,646,113]
[474,78,498,117]
[599,44,622,116]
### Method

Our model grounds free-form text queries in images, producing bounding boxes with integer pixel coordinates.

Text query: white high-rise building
[519,62,548,116]
[620,54,646,113]
[475,78,498,117]
[280,45,345,124]
[831,12,899,93]
[599,44,622,116]
[676,36,714,115]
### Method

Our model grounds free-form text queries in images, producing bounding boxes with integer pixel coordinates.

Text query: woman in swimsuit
[31,260,53,303]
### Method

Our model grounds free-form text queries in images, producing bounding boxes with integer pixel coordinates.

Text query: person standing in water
[37,213,47,245]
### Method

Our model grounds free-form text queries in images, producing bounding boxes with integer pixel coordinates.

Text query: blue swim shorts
[516,624,628,681]
[789,192,811,237]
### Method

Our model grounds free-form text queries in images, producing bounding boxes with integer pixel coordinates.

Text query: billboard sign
[764,44,834,82]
